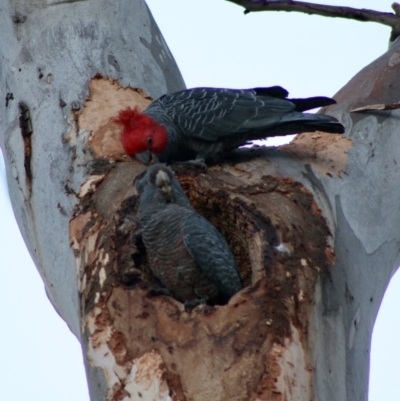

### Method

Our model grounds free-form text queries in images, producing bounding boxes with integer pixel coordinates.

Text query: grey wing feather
[182,212,242,298]
[159,87,296,141]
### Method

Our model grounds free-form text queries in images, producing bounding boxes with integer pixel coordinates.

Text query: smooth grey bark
[0,0,184,399]
[0,0,183,332]
[1,1,399,401]
[264,38,400,399]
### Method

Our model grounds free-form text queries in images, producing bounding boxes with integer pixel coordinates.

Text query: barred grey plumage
[137,164,242,305]
[120,86,345,164]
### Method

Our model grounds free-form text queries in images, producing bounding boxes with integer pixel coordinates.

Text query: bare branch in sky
[226,1,400,42]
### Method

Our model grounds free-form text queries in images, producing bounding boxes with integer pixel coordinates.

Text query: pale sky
[1,1,399,400]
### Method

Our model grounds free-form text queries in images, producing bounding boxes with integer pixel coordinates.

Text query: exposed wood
[351,102,400,112]
[282,132,352,177]
[0,1,185,399]
[69,76,336,400]
[2,1,400,400]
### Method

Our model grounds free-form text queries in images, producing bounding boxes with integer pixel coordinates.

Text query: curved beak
[135,150,159,165]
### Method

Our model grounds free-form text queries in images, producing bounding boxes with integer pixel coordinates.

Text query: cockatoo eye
[147,137,153,147]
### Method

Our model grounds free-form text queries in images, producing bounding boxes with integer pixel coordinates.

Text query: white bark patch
[87,307,124,396]
[86,307,171,401]
[248,231,267,283]
[99,267,106,288]
[273,325,311,400]
[79,174,105,198]
[124,351,172,401]
[87,332,120,393]
[275,242,291,254]
[80,273,87,292]
[104,254,110,266]
[83,229,100,267]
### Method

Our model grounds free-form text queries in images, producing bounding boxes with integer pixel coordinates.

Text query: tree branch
[351,102,400,112]
[226,1,400,42]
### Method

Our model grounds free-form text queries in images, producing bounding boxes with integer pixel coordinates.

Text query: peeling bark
[1,1,400,400]
[68,77,335,400]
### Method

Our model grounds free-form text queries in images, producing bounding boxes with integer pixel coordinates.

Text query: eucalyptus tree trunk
[1,1,399,401]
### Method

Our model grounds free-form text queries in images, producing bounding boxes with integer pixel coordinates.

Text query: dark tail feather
[252,87,337,112]
[290,121,344,134]
[253,86,289,98]
[248,114,344,139]
[289,97,337,112]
